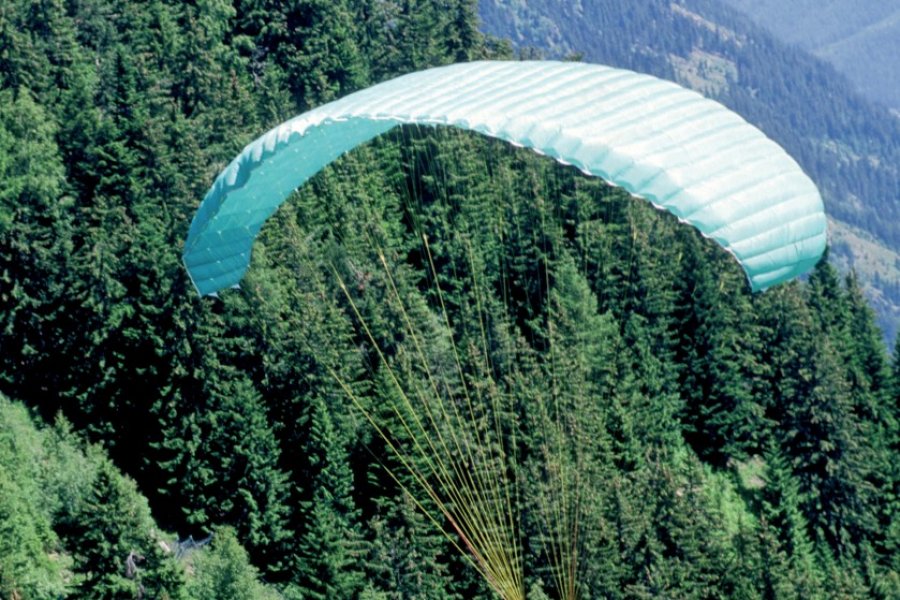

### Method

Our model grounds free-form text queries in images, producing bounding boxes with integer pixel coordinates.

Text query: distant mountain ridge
[478,0,900,343]
[721,0,900,111]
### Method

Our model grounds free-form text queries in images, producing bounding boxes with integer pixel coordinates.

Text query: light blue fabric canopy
[183,60,826,295]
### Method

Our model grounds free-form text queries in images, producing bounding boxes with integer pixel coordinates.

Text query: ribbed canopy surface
[183,60,826,295]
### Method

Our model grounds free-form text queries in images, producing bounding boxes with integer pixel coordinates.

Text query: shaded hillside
[478,0,900,342]
[1,1,897,597]
[722,0,900,111]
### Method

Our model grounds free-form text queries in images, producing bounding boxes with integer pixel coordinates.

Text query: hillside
[0,394,279,599]
[721,0,900,111]
[0,1,898,598]
[478,0,900,343]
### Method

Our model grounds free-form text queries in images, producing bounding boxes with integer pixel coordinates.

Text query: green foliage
[185,526,282,600]
[0,394,191,599]
[366,492,461,599]
[294,397,367,598]
[0,1,897,598]
[159,362,292,568]
[479,0,900,343]
[0,88,72,402]
[0,399,70,599]
[62,460,187,599]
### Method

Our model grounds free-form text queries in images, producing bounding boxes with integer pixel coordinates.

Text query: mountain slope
[1,1,897,596]
[721,0,900,110]
[0,394,277,599]
[478,0,900,342]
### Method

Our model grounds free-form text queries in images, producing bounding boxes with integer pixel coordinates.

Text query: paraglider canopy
[183,60,826,296]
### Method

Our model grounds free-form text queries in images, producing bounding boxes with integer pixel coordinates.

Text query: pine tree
[759,441,826,597]
[154,345,292,575]
[446,0,483,62]
[616,312,684,453]
[61,459,186,599]
[366,492,460,599]
[805,252,847,336]
[185,526,282,600]
[51,45,150,442]
[841,272,898,581]
[0,88,73,411]
[528,256,619,599]
[0,1,53,92]
[0,397,69,600]
[295,396,367,598]
[674,232,768,465]
[843,272,891,409]
[235,0,367,109]
[777,310,873,557]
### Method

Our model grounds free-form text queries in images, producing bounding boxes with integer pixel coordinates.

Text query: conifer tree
[366,492,460,599]
[54,45,151,442]
[616,313,684,453]
[295,396,367,599]
[0,2,53,92]
[446,0,483,62]
[0,398,69,600]
[840,272,897,578]
[0,89,73,411]
[153,341,292,575]
[843,273,891,406]
[61,460,186,599]
[235,0,367,109]
[806,252,848,336]
[186,526,282,600]
[0,469,66,600]
[674,233,767,464]
[778,320,873,557]
[759,441,826,597]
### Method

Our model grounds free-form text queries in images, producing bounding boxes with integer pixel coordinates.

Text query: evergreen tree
[446,0,484,62]
[0,466,68,599]
[843,272,891,408]
[0,88,73,411]
[366,492,460,599]
[154,346,292,576]
[674,233,765,465]
[759,441,826,597]
[295,396,367,598]
[777,313,873,557]
[235,0,367,109]
[61,459,186,599]
[0,397,69,600]
[185,526,282,600]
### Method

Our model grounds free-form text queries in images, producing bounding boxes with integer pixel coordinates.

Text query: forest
[719,0,900,111]
[479,0,900,342]
[480,0,900,246]
[0,0,898,598]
